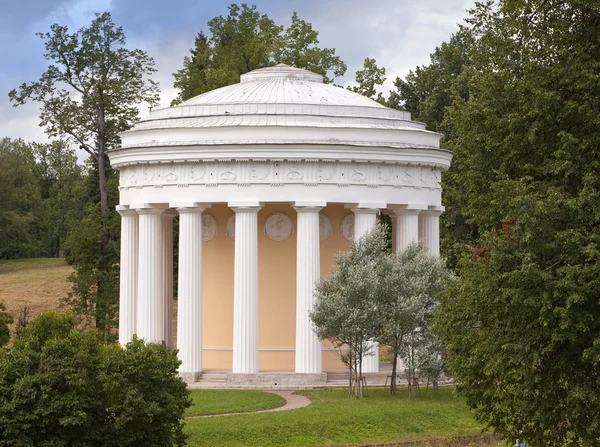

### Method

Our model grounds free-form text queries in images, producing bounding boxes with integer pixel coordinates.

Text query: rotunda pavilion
[108,64,452,385]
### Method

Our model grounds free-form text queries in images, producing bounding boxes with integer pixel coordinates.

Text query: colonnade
[117,202,442,380]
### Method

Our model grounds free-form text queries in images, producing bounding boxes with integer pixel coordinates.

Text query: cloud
[0,0,476,145]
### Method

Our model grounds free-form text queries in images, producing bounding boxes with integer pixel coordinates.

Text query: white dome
[180,64,386,109]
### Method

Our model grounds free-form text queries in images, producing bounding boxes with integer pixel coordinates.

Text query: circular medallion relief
[226,215,236,240]
[340,214,355,241]
[319,214,332,241]
[264,213,293,241]
[202,214,217,241]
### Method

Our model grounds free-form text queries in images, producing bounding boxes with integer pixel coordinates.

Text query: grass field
[186,390,286,416]
[184,387,490,447]
[0,258,72,332]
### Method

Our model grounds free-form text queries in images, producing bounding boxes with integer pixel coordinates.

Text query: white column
[177,207,204,381]
[231,204,261,374]
[294,205,323,374]
[390,213,397,253]
[136,208,166,343]
[352,207,380,373]
[394,208,421,251]
[117,208,138,346]
[162,211,175,347]
[419,208,443,255]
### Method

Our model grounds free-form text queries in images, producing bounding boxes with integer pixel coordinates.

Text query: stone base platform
[227,372,328,387]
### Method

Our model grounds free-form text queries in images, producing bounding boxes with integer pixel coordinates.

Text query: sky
[0,0,475,146]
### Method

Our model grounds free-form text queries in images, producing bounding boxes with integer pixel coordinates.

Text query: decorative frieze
[118,160,443,192]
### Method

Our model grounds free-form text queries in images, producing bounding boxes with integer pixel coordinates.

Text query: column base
[227,373,327,387]
[179,371,202,383]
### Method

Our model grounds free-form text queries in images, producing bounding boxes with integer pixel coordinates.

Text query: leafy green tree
[389,29,476,269]
[0,311,190,446]
[32,141,86,257]
[434,1,600,445]
[274,12,346,83]
[0,138,43,259]
[0,302,12,347]
[379,243,449,394]
[172,5,346,104]
[349,57,387,104]
[311,224,389,398]
[9,13,159,333]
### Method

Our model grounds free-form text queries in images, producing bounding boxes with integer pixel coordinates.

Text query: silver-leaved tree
[311,224,389,398]
[311,225,450,398]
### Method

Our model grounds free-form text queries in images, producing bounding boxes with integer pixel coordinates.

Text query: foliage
[172,4,346,104]
[186,390,285,416]
[389,29,476,270]
[434,1,600,445]
[13,305,30,339]
[9,12,159,334]
[0,302,12,347]
[311,224,389,398]
[274,12,347,83]
[349,57,387,104]
[0,138,43,259]
[379,243,449,394]
[0,311,190,446]
[184,387,486,446]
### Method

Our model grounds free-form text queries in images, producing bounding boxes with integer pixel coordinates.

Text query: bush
[0,311,191,446]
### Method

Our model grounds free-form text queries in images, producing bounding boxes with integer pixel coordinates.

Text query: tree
[0,311,190,446]
[32,141,86,257]
[311,224,389,398]
[434,1,600,445]
[0,302,12,347]
[349,57,387,104]
[9,13,159,333]
[274,12,346,84]
[379,243,449,394]
[172,5,347,104]
[389,28,476,270]
[0,138,43,259]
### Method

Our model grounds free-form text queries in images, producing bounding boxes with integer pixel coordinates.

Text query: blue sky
[0,0,474,144]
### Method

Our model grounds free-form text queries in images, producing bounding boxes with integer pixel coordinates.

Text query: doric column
[390,213,397,253]
[419,208,444,255]
[230,203,262,374]
[162,211,176,347]
[294,204,324,373]
[176,206,204,381]
[352,207,380,373]
[136,207,166,343]
[393,207,423,251]
[117,207,138,346]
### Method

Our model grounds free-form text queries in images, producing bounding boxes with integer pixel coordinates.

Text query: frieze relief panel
[118,161,442,191]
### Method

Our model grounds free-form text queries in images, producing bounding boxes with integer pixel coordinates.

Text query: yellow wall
[201,203,352,371]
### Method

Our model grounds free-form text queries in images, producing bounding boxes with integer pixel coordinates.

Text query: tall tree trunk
[96,119,110,339]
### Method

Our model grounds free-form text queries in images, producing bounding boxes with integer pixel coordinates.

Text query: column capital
[135,207,166,216]
[294,200,326,208]
[294,206,323,213]
[116,208,138,217]
[351,207,380,215]
[230,201,262,213]
[176,207,205,215]
[421,206,445,217]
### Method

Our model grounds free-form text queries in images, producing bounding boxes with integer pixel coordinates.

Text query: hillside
[0,258,73,331]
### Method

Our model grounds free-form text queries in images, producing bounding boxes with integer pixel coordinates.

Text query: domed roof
[116,64,446,167]
[180,64,387,109]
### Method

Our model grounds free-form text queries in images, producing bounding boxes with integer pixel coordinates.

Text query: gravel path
[185,390,311,418]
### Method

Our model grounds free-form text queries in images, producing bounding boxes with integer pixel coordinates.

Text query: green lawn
[186,390,286,416]
[184,387,486,447]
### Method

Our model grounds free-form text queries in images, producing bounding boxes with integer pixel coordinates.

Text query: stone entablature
[117,160,443,191]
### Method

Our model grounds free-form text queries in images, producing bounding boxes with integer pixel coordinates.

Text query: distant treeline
[0,137,93,259]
